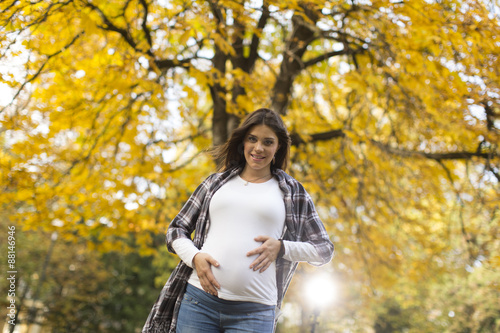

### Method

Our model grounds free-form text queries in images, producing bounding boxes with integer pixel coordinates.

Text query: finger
[249,256,261,269]
[202,256,220,288]
[207,273,221,290]
[202,281,214,295]
[259,260,272,273]
[199,262,220,289]
[249,251,268,269]
[254,257,268,271]
[201,277,218,296]
[251,254,267,271]
[207,257,220,268]
[196,256,221,294]
[246,246,263,257]
[207,281,219,296]
[254,235,270,243]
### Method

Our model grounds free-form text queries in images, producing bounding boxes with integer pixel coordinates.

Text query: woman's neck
[240,167,272,183]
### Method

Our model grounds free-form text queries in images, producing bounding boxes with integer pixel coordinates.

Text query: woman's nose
[255,141,263,152]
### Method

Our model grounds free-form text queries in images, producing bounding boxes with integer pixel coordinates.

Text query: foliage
[0,220,173,332]
[430,265,500,333]
[0,222,110,331]
[1,0,499,331]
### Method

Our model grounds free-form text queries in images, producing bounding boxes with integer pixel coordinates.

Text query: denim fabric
[176,284,275,333]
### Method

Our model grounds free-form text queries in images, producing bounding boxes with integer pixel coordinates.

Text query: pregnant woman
[143,108,334,333]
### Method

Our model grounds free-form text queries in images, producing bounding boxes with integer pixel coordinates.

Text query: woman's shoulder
[274,169,307,194]
[200,172,222,186]
[202,167,241,187]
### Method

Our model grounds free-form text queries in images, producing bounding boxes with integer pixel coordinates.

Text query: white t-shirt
[188,176,285,305]
[172,175,323,305]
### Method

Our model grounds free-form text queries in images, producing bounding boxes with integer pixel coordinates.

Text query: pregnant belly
[202,238,276,299]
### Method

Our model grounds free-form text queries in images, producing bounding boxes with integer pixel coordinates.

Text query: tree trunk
[210,46,228,147]
[272,6,320,115]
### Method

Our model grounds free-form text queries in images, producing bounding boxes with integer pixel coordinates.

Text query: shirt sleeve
[292,185,335,266]
[172,238,201,268]
[282,240,323,264]
[166,174,216,253]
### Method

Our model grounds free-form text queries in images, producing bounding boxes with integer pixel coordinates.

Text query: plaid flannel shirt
[142,166,334,333]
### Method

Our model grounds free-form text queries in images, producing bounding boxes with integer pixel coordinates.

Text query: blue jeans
[176,284,275,333]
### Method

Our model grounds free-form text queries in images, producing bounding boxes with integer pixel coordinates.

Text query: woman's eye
[265,140,274,145]
[248,136,257,142]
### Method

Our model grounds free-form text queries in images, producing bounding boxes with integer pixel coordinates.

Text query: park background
[0,0,499,332]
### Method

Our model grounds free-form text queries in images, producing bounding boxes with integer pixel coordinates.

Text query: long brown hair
[213,108,291,172]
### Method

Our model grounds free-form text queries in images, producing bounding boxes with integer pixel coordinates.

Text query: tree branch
[153,57,192,70]
[228,4,269,126]
[209,0,228,147]
[271,5,321,115]
[246,4,270,72]
[371,140,498,161]
[208,0,224,25]
[138,0,153,49]
[290,129,345,146]
[482,101,500,133]
[303,49,357,68]
[86,1,150,55]
[0,32,83,114]
[290,129,498,166]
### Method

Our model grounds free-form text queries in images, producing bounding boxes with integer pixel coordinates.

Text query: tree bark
[271,5,320,115]
[210,47,228,147]
[209,1,228,147]
[210,2,270,145]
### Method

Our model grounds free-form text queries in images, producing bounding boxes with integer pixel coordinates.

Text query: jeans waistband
[185,283,275,313]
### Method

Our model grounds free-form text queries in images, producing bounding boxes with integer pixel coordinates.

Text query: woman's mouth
[250,154,265,161]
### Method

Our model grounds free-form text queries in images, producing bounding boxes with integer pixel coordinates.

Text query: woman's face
[243,124,280,174]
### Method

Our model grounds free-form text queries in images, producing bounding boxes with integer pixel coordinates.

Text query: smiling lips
[251,154,266,161]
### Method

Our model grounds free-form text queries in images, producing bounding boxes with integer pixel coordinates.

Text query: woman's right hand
[192,252,221,296]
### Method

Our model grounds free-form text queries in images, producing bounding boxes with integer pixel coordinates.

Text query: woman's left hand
[247,236,281,273]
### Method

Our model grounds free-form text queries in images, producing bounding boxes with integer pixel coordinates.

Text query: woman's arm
[282,240,323,264]
[172,237,221,296]
[246,237,324,272]
[296,191,335,265]
[166,174,216,252]
[171,238,200,268]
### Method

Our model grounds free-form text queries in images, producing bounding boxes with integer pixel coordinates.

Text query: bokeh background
[1,0,499,332]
